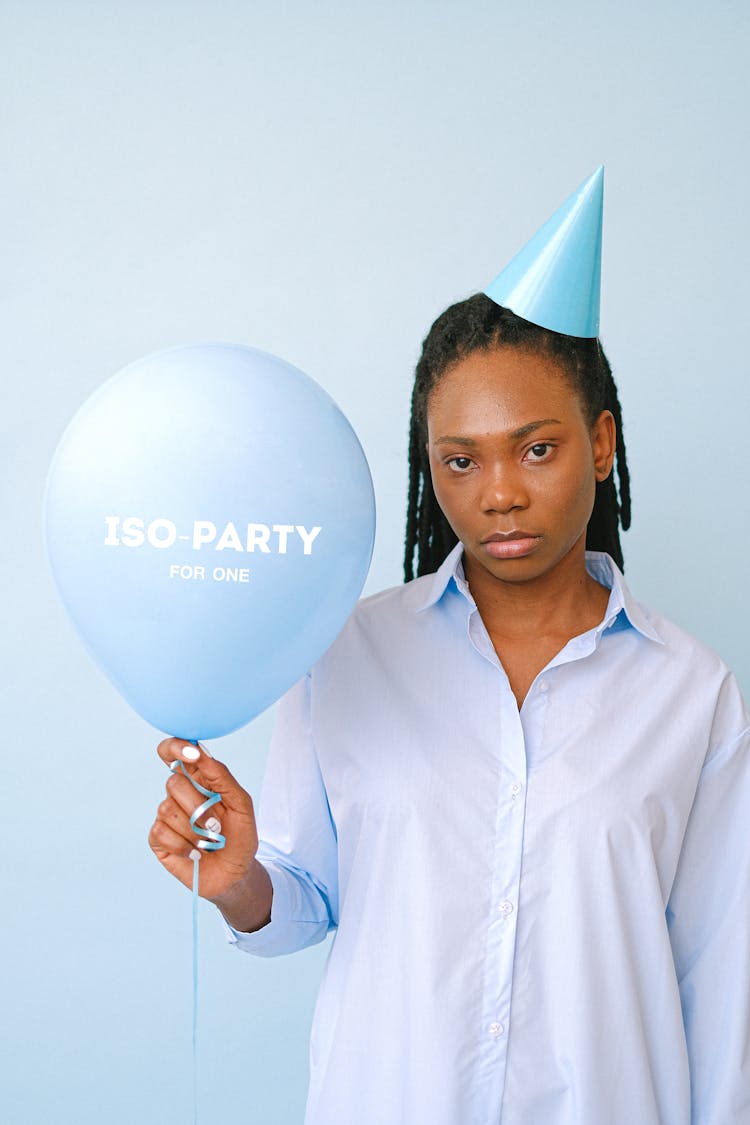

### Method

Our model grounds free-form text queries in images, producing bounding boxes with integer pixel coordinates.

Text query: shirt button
[538,679,549,693]
[510,782,522,796]
[500,900,514,915]
[489,1022,505,1037]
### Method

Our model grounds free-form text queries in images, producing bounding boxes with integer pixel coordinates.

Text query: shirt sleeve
[666,673,750,1124]
[224,672,338,957]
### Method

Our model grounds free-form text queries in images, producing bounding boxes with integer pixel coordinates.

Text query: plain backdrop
[2,2,748,1123]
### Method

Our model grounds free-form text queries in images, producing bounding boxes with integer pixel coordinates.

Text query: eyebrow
[434,418,563,446]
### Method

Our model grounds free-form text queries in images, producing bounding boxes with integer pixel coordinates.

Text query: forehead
[426,347,585,434]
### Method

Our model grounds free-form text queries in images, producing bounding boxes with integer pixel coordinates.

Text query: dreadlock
[404,294,631,580]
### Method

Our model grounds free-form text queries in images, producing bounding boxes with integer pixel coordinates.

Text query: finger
[149,814,201,859]
[156,739,254,818]
[149,819,203,890]
[165,771,227,825]
[154,794,226,871]
[154,793,201,846]
[156,737,205,769]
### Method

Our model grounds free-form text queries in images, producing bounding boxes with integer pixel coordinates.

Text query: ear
[591,410,616,482]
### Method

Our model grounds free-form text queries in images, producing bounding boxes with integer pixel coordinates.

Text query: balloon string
[192,853,199,1125]
[169,757,226,1125]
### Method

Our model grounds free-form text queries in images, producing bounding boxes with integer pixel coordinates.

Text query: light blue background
[2,2,748,1122]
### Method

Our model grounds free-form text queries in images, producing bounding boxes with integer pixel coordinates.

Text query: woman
[150,295,750,1125]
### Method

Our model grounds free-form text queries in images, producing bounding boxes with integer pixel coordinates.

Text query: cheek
[429,469,453,515]
[550,457,597,518]
[507,461,595,539]
[427,453,449,499]
[429,467,470,528]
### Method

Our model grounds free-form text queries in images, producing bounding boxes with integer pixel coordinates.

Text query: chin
[472,553,547,583]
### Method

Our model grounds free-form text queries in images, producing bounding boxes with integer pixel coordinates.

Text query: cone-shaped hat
[484,166,604,338]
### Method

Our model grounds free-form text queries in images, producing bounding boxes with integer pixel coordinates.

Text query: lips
[482,531,539,543]
[481,531,542,559]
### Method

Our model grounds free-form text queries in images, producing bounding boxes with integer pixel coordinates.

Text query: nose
[480,462,529,514]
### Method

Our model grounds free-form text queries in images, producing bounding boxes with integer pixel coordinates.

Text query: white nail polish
[205,816,222,833]
[189,848,202,861]
[197,741,213,758]
[182,745,200,762]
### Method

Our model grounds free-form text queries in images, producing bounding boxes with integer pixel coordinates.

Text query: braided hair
[404,294,631,580]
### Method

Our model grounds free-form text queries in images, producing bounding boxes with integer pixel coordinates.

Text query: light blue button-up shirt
[228,546,750,1125]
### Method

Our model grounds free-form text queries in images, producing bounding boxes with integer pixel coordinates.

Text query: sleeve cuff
[221,860,332,957]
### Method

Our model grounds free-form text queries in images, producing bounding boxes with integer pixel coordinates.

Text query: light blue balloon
[44,343,376,740]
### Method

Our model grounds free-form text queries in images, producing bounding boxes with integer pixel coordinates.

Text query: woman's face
[426,345,616,590]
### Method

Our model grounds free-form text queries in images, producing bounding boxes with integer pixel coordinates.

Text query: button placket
[480,677,525,1102]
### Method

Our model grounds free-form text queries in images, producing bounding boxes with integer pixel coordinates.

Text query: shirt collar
[415,542,664,645]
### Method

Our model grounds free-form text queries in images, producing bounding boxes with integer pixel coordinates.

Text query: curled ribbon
[169,758,227,852]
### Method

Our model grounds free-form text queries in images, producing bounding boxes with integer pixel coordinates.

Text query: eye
[446,456,475,473]
[524,442,554,462]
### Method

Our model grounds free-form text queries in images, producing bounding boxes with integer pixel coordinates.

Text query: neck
[462,539,611,641]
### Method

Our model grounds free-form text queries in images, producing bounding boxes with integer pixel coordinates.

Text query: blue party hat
[485,166,604,338]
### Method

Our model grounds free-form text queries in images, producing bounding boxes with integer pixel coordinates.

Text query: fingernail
[197,741,213,758]
[205,816,221,833]
[189,848,202,861]
[182,745,200,762]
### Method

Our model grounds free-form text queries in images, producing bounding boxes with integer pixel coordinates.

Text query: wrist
[211,859,273,933]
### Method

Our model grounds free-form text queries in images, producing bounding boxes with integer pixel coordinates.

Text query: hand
[148,739,272,930]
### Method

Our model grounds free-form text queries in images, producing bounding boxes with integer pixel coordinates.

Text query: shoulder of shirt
[342,541,466,628]
[636,599,732,673]
[583,550,729,669]
[308,571,438,683]
[346,571,437,625]
[641,605,750,751]
[589,553,749,740]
